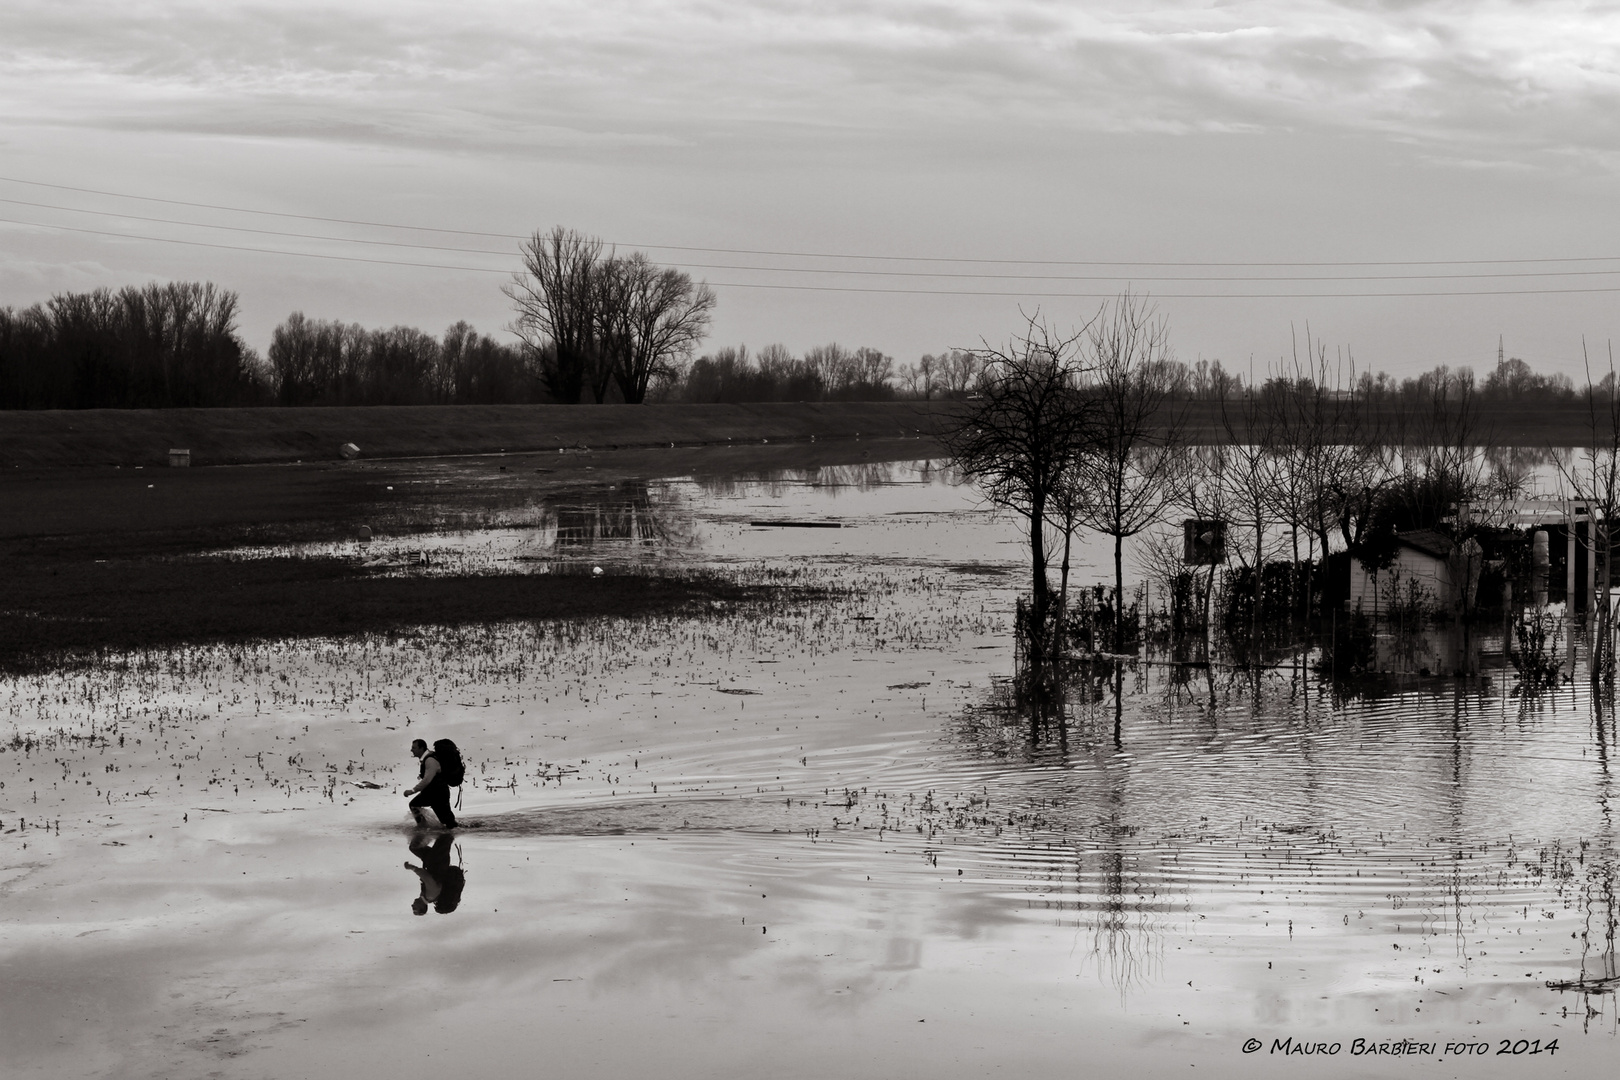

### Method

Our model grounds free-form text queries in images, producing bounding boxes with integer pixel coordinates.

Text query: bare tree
[938,349,985,396]
[601,253,716,404]
[507,230,715,404]
[505,228,607,404]
[944,313,1097,660]
[1264,332,1386,620]
[1047,464,1092,651]
[898,354,938,399]
[1214,377,1281,643]
[1387,366,1491,530]
[1075,293,1184,652]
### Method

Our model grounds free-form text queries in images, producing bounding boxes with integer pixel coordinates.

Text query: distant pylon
[1498,335,1504,367]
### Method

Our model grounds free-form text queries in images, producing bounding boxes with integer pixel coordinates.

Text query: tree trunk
[1316,526,1333,618]
[1029,503,1049,661]
[1114,532,1126,653]
[1205,561,1217,666]
[1253,518,1264,644]
[1599,517,1613,688]
[1290,524,1300,625]
[1059,523,1073,656]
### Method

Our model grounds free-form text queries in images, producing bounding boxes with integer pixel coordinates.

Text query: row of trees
[656,343,898,403]
[669,343,1576,408]
[0,227,720,409]
[267,315,538,406]
[0,229,1593,411]
[0,282,265,408]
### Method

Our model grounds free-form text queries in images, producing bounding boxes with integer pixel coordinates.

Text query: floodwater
[2,459,1616,1079]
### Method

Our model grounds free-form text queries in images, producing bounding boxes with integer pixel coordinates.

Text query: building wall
[1347,548,1453,615]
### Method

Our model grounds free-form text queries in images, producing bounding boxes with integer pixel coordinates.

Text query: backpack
[432,739,465,787]
[435,865,466,914]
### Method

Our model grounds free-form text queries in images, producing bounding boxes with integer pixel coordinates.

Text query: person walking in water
[405,738,458,829]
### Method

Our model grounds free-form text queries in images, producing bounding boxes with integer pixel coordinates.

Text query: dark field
[2,397,1609,473]
[0,437,919,667]
[0,400,951,468]
[0,556,801,670]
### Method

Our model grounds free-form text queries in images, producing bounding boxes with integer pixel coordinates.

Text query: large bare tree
[505,228,607,404]
[507,230,715,404]
[944,313,1097,661]
[599,253,716,404]
[1264,332,1386,620]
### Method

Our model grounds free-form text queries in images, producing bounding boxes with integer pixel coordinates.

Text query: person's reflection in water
[405,832,465,915]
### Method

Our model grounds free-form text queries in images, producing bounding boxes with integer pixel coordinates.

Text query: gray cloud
[1,1,1615,164]
[3,0,1618,375]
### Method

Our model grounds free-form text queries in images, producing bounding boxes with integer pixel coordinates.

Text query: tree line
[0,221,1596,410]
[0,282,266,409]
[267,315,538,406]
[658,343,898,403]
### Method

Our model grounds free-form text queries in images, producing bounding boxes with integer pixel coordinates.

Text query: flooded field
[2,458,1616,1079]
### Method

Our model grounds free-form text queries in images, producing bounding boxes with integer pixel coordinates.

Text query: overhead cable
[4,173,1620,270]
[6,216,1620,299]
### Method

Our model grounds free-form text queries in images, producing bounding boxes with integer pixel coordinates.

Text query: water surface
[0,459,1614,1079]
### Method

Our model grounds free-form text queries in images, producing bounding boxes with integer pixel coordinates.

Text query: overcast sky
[2,0,1618,380]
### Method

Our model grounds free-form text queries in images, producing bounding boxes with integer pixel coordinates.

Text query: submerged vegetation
[0,554,840,674]
[945,300,1620,707]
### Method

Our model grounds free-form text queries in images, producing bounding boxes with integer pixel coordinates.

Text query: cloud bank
[3,1,1616,165]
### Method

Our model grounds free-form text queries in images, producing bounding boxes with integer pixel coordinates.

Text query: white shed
[1347,529,1454,616]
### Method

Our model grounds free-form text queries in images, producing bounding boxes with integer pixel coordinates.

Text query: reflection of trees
[1485,445,1564,497]
[538,481,694,552]
[953,647,1620,1014]
[949,668,1163,995]
[1555,711,1618,1024]
[1087,759,1160,995]
[955,675,1071,765]
[692,460,957,498]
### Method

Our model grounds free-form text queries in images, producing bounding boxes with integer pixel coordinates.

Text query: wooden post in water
[1600,514,1613,683]
[1569,501,1579,675]
[1586,508,1597,627]
[1503,579,1514,660]
[1567,502,1578,609]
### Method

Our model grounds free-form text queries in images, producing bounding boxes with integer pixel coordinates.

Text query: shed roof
[1395,528,1454,560]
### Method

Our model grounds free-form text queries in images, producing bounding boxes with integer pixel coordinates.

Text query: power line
[714,280,1620,300]
[0,175,518,240]
[12,212,1620,299]
[7,215,1620,298]
[5,173,1620,271]
[8,203,1620,285]
[0,196,522,258]
[0,217,512,274]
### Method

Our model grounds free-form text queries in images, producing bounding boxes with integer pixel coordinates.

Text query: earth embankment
[0,401,956,468]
